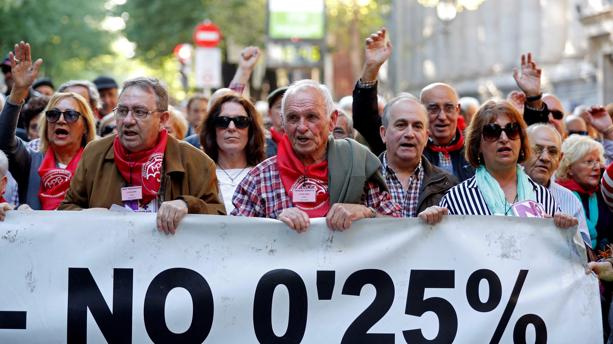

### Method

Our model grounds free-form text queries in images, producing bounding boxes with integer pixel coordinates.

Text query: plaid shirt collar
[381,152,423,181]
[381,152,424,217]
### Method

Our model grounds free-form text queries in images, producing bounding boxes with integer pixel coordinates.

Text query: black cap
[93,76,118,91]
[32,77,54,90]
[1,55,10,74]
[267,86,288,108]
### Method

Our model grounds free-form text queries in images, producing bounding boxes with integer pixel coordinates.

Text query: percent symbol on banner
[466,269,547,344]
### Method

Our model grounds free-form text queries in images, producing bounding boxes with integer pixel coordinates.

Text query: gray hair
[281,79,335,123]
[526,123,562,146]
[336,108,354,131]
[121,77,169,111]
[0,150,8,177]
[58,80,101,111]
[382,95,428,128]
[460,96,480,110]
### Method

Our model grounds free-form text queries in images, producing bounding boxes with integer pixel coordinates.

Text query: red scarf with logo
[38,147,84,210]
[113,130,168,205]
[556,177,599,196]
[427,130,465,158]
[270,127,284,144]
[276,135,330,217]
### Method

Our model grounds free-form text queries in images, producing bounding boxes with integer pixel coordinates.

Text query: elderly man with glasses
[60,77,225,234]
[522,123,590,246]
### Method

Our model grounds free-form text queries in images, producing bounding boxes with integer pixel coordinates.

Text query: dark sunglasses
[568,130,588,136]
[213,116,250,129]
[45,109,82,124]
[482,122,521,142]
[549,110,564,120]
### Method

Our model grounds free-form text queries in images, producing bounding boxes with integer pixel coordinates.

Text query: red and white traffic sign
[193,22,222,48]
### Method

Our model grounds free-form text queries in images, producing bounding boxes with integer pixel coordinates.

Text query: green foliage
[118,0,266,66]
[327,0,392,52]
[0,0,115,82]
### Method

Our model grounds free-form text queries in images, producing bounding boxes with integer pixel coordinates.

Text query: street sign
[193,22,222,48]
[195,47,222,89]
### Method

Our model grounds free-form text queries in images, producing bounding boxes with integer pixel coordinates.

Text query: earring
[478,154,483,165]
[519,149,525,161]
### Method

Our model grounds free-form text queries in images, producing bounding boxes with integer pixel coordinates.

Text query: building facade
[388,0,612,110]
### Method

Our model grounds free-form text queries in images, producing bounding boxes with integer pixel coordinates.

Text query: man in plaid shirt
[232,80,401,232]
[379,96,457,223]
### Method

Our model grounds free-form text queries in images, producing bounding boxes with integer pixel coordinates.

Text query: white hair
[281,79,335,123]
[0,150,8,177]
[556,135,604,180]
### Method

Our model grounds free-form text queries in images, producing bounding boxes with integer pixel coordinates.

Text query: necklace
[504,193,519,216]
[218,164,247,183]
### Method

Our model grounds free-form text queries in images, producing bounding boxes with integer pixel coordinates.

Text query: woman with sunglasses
[556,135,612,251]
[0,42,96,210]
[199,93,266,213]
[431,100,576,228]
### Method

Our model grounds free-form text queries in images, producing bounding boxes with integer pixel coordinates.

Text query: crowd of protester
[1,30,613,339]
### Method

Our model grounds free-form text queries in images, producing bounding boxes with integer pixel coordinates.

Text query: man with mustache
[232,79,401,232]
[522,123,590,245]
[378,95,457,222]
[60,77,225,234]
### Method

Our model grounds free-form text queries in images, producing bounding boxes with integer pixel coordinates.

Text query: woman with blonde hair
[0,42,96,210]
[556,135,612,250]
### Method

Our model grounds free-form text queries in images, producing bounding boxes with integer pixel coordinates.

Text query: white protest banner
[0,212,601,343]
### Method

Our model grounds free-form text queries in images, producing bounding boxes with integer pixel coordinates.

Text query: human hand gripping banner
[0,212,602,343]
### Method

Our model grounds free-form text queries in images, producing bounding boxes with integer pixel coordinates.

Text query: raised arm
[228,46,260,94]
[513,53,549,125]
[352,28,392,155]
[0,42,42,195]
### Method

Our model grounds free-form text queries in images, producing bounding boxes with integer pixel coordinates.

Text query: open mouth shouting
[54,127,69,139]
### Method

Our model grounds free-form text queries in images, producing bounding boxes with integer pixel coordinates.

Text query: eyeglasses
[549,110,564,120]
[213,116,251,129]
[45,109,82,124]
[568,130,588,136]
[114,106,160,120]
[426,103,457,116]
[482,122,521,142]
[579,160,601,169]
[532,144,560,158]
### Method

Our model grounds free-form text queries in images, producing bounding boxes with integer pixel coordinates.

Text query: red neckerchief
[276,134,330,217]
[427,130,465,158]
[0,197,6,203]
[38,146,84,210]
[457,116,466,131]
[556,178,599,196]
[113,129,168,205]
[270,127,284,144]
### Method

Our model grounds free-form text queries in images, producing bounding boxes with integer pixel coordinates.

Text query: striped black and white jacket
[439,176,558,216]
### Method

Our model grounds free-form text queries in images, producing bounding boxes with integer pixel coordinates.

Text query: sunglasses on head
[549,110,564,120]
[45,109,82,124]
[213,116,250,129]
[482,122,521,142]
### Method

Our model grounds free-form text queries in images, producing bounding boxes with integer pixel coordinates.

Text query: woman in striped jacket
[427,100,576,228]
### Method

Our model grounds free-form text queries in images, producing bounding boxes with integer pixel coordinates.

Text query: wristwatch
[368,207,377,218]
